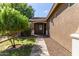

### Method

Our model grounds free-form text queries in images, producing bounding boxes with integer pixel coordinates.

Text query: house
[30,17,48,35]
[46,3,79,53]
[31,3,79,53]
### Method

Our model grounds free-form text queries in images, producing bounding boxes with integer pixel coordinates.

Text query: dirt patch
[7,44,22,50]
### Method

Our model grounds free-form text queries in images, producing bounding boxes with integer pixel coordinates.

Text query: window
[39,24,42,30]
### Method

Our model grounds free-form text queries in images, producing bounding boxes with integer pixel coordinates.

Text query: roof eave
[46,3,59,21]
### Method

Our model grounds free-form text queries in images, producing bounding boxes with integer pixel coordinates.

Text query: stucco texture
[49,4,79,52]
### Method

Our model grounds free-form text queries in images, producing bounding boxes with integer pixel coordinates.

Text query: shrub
[21,27,31,37]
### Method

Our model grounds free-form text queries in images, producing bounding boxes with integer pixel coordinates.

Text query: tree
[0,3,34,19]
[0,3,34,48]
[0,7,29,48]
[0,3,34,36]
[10,3,34,36]
[11,3,34,19]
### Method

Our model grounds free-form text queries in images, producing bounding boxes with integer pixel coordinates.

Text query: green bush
[21,28,31,37]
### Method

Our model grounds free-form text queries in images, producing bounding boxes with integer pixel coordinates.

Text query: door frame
[34,23,46,35]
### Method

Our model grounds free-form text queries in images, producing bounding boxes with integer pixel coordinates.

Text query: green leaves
[11,3,34,19]
[0,6,29,34]
[0,3,34,36]
[0,3,34,19]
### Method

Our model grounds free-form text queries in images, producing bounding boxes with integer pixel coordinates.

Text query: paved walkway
[44,37,71,56]
[30,36,49,56]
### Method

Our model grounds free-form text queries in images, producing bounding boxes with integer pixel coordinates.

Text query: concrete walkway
[44,38,71,56]
[30,36,49,56]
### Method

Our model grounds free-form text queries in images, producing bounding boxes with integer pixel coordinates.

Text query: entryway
[34,23,46,35]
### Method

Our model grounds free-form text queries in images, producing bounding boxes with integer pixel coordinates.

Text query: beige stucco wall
[49,3,79,52]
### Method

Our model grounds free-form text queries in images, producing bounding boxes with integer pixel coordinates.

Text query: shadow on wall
[50,3,69,26]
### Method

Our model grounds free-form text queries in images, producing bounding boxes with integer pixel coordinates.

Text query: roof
[46,3,60,20]
[31,17,46,19]
[30,17,46,22]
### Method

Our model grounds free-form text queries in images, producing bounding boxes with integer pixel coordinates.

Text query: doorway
[34,23,46,35]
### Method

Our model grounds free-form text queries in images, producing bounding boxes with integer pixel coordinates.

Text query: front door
[34,23,46,35]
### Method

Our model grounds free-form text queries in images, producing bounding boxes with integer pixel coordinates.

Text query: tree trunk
[8,31,20,48]
[12,38,16,48]
[9,38,16,48]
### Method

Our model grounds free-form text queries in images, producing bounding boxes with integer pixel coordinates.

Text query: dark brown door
[34,23,44,35]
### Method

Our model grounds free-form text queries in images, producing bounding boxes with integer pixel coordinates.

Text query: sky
[28,3,53,17]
